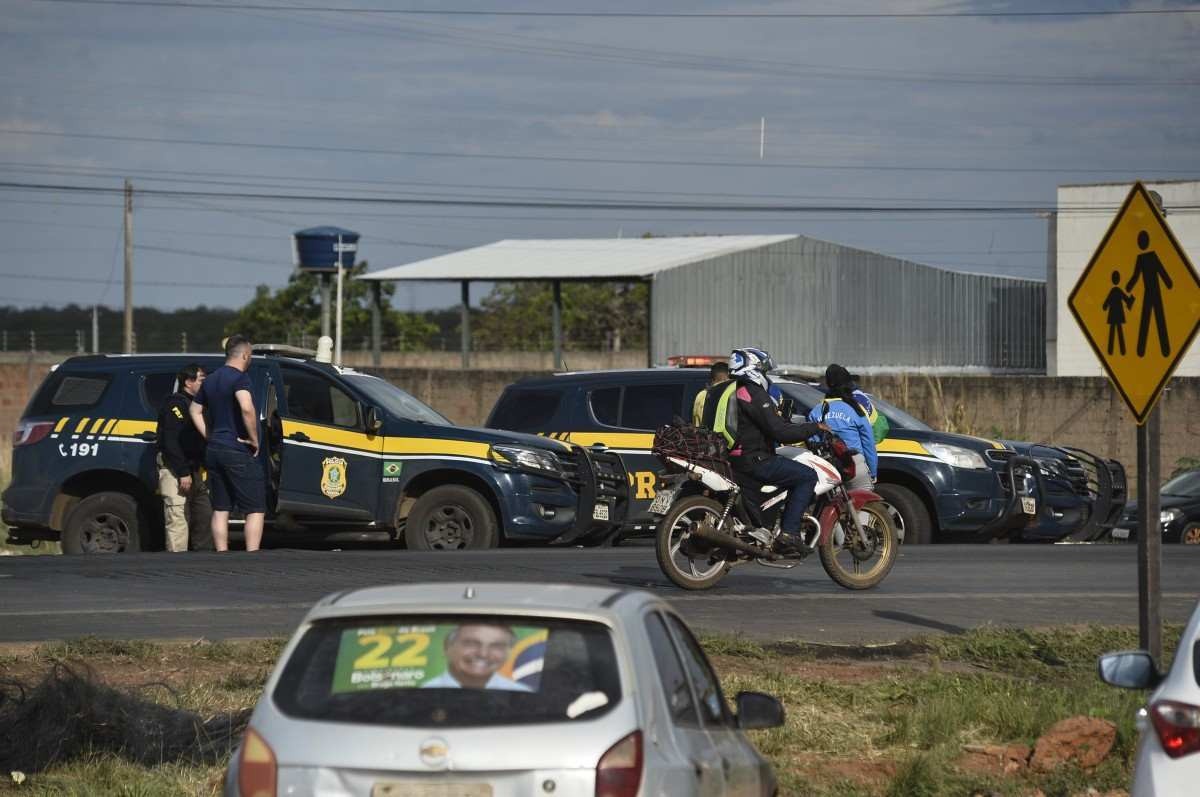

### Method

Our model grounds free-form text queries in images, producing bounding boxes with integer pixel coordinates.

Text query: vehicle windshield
[773,380,932,431]
[1161,470,1200,497]
[274,615,621,728]
[345,374,449,426]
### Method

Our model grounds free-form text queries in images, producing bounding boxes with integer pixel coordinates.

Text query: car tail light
[13,420,54,447]
[595,730,642,797]
[1149,700,1200,759]
[237,727,277,797]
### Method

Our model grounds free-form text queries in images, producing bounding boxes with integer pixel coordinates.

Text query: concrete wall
[1053,180,1200,377]
[858,374,1199,493]
[340,350,647,371]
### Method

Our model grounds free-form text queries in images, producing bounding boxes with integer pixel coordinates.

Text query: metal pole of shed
[460,280,471,369]
[1137,404,1163,663]
[645,278,653,367]
[370,281,382,368]
[552,279,563,370]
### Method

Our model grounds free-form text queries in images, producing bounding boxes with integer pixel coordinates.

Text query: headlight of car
[926,443,989,470]
[1161,508,1183,525]
[489,445,563,476]
[1034,457,1068,480]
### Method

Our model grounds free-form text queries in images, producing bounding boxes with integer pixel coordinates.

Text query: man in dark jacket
[156,363,212,551]
[725,347,824,552]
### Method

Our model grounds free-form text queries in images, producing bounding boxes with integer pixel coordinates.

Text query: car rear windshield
[274,615,621,728]
[26,371,111,416]
[489,389,563,432]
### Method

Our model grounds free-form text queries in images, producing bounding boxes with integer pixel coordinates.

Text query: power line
[1,127,1192,177]
[0,271,272,289]
[29,0,1200,19]
[0,179,1081,213]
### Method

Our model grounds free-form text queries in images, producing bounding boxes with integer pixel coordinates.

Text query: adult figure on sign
[1126,230,1175,358]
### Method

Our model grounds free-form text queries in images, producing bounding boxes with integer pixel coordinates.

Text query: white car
[225,582,782,796]
[1099,601,1200,796]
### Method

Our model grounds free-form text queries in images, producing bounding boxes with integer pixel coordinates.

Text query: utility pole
[123,179,133,354]
[759,117,765,160]
[91,305,99,354]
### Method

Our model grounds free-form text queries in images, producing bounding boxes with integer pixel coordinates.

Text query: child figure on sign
[1102,270,1135,356]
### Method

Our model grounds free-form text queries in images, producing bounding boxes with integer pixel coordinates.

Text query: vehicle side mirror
[365,405,383,433]
[1098,651,1161,690]
[735,691,785,730]
[778,397,796,419]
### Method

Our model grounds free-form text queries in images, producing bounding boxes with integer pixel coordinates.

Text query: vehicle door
[641,610,726,796]
[119,361,224,490]
[663,612,764,797]
[274,364,381,524]
[585,381,691,523]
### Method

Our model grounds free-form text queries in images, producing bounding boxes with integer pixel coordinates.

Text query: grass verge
[0,626,1174,797]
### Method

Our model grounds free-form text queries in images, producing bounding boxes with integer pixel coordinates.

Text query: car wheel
[404,486,498,551]
[1181,523,1200,545]
[874,483,934,545]
[62,492,143,554]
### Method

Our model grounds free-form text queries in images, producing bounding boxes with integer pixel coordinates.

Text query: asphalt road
[1,546,1197,645]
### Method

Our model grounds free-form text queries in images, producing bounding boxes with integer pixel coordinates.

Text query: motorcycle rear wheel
[818,501,897,590]
[655,495,731,591]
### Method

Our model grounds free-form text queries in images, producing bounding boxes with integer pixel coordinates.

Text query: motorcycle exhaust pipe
[689,524,768,558]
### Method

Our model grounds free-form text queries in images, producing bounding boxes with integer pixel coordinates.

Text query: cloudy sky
[2,0,1198,317]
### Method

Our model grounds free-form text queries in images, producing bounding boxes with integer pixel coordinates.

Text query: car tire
[62,492,143,554]
[1181,523,1200,545]
[404,486,499,551]
[874,483,934,545]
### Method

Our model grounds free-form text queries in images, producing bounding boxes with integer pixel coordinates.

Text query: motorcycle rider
[701,347,825,552]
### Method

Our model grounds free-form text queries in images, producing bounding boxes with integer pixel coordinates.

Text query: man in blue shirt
[189,334,266,551]
[808,363,877,491]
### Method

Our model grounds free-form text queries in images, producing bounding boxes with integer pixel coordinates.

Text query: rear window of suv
[489,389,564,432]
[274,615,621,728]
[26,372,112,416]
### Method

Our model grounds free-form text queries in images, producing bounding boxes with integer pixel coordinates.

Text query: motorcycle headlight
[489,445,562,475]
[926,443,988,470]
[1161,508,1183,525]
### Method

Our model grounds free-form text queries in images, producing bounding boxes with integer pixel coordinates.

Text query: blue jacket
[808,397,878,478]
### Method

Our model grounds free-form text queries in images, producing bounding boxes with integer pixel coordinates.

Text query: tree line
[2,264,648,353]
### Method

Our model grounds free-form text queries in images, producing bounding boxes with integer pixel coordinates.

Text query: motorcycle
[649,425,898,591]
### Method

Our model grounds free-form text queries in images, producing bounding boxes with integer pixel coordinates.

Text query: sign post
[1067,182,1200,663]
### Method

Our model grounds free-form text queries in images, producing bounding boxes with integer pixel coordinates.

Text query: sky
[1,0,1198,317]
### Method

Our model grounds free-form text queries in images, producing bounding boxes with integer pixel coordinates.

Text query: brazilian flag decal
[383,460,403,478]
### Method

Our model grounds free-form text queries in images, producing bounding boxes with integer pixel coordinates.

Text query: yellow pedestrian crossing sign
[1068,182,1200,425]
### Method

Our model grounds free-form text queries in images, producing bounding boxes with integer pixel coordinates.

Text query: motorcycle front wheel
[655,495,731,591]
[818,500,897,590]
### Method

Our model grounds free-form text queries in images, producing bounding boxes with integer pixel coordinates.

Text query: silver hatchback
[225,582,782,797]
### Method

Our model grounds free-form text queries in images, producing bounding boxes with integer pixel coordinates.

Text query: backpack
[852,390,890,444]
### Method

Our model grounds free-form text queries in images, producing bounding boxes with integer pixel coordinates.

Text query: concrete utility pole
[91,305,99,354]
[123,179,133,354]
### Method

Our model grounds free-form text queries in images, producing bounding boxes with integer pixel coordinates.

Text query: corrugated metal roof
[359,235,798,281]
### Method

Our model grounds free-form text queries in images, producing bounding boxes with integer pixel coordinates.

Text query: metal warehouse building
[363,234,1046,372]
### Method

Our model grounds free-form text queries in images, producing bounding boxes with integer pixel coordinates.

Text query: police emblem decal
[320,456,348,498]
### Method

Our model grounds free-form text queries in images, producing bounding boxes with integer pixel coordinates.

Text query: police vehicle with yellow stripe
[3,347,625,554]
[486,363,1125,544]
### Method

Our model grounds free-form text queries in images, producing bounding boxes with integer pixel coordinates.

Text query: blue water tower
[292,226,360,272]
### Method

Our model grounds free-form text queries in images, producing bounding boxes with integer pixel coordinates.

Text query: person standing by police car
[157,363,213,551]
[190,335,266,552]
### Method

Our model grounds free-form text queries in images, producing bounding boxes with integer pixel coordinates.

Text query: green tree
[225,263,436,350]
[473,282,647,351]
